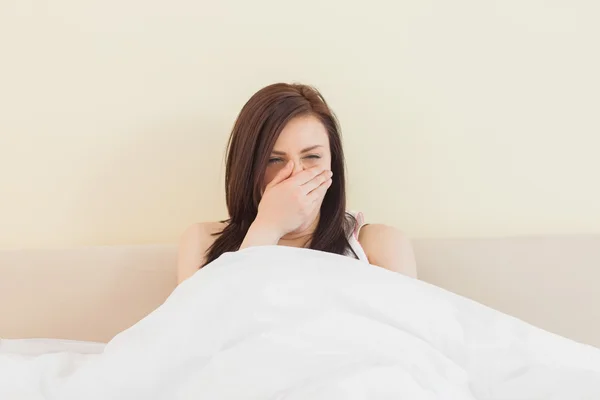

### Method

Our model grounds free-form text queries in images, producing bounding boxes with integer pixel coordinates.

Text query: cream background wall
[1,0,599,249]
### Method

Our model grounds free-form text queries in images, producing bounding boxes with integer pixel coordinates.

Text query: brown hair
[203,83,356,266]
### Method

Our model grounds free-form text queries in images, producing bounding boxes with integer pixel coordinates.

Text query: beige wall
[1,1,599,249]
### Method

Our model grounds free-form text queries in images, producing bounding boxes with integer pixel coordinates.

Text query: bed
[1,235,599,347]
[1,237,599,398]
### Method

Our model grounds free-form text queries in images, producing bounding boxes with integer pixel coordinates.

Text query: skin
[177,115,418,284]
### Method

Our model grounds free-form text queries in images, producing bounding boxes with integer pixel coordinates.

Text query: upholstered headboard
[1,236,599,347]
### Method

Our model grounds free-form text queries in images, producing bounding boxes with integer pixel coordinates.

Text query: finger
[288,165,326,186]
[307,177,333,203]
[301,170,333,195]
[266,160,294,189]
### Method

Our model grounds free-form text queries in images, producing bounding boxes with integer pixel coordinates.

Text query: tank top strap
[346,211,369,263]
[352,211,367,239]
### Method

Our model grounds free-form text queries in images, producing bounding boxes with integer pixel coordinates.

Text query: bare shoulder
[182,221,226,240]
[358,224,418,278]
[177,221,226,284]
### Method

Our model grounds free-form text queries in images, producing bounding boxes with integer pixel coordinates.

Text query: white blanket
[2,246,599,399]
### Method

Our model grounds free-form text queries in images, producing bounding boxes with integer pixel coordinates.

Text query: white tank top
[345,211,369,263]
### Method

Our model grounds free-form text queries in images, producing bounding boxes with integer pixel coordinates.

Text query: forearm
[239,220,282,250]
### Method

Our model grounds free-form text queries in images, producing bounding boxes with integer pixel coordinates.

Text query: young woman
[177,83,417,283]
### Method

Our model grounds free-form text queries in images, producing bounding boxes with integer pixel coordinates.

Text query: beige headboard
[1,236,599,347]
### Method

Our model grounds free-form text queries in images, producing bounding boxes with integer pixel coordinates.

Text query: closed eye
[268,157,284,164]
[304,154,321,160]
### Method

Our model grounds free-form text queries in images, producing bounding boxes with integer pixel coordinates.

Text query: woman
[177,83,417,283]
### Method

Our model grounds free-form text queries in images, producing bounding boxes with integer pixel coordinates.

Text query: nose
[291,160,305,175]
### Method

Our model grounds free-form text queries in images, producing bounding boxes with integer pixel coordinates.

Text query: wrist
[239,218,283,250]
[251,216,284,240]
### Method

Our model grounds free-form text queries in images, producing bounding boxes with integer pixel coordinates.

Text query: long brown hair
[203,83,356,266]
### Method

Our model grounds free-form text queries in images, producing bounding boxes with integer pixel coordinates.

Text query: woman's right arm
[177,223,214,284]
[178,163,331,283]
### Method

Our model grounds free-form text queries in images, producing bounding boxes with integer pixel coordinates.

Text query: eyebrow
[271,145,324,155]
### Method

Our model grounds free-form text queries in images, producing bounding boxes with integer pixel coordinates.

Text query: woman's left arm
[358,224,418,278]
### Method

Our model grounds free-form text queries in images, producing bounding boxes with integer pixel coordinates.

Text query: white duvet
[1,246,599,399]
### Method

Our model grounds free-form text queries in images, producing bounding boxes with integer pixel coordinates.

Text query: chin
[297,221,315,233]
[300,212,321,233]
[284,213,320,239]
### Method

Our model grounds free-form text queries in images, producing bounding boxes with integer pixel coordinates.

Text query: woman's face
[263,115,332,186]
